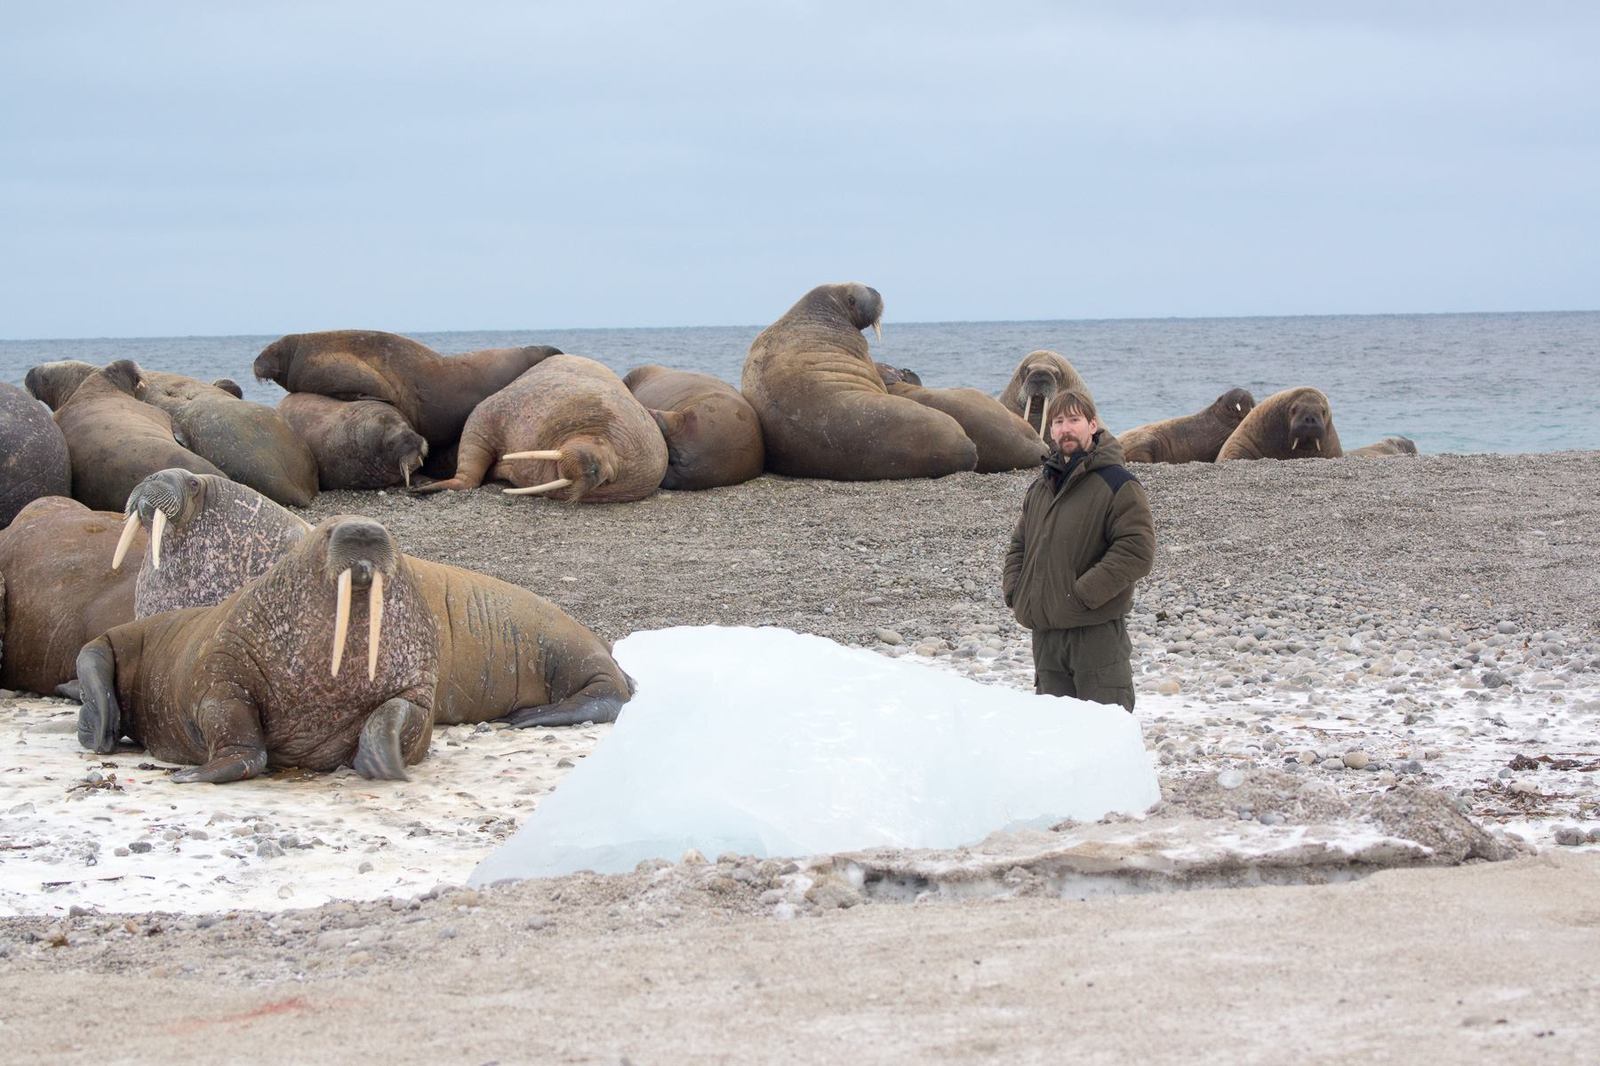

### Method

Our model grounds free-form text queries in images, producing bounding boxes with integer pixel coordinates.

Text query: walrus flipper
[170,696,270,784]
[352,697,430,780]
[504,689,627,729]
[75,638,122,755]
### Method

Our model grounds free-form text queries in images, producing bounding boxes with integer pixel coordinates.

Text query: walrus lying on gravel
[998,350,1091,438]
[114,471,633,727]
[1,382,71,528]
[622,365,764,490]
[1347,436,1419,459]
[79,515,439,782]
[1217,387,1343,461]
[252,330,562,447]
[52,360,226,513]
[1121,388,1256,464]
[742,283,977,480]
[278,393,429,490]
[885,381,1046,473]
[420,354,668,504]
[0,497,143,695]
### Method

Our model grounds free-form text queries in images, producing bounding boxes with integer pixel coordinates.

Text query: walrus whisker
[331,568,352,678]
[367,571,384,682]
[150,508,167,570]
[111,512,141,570]
[502,450,563,461]
[503,478,573,496]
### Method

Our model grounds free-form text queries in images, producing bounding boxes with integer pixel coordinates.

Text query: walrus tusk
[1315,439,1322,453]
[1290,438,1299,452]
[367,570,384,681]
[403,466,411,490]
[504,478,573,496]
[111,512,141,570]
[503,449,563,461]
[150,509,167,570]
[1234,403,1243,411]
[331,568,352,678]
[872,320,882,341]
[1036,404,1046,437]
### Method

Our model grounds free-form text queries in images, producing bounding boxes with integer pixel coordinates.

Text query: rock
[1482,671,1508,690]
[128,841,153,854]
[1217,769,1245,790]
[680,848,707,865]
[1296,750,1318,765]
[1319,757,1344,771]
[1552,826,1587,846]
[1156,680,1181,696]
[1496,620,1519,635]
[1257,812,1286,826]
[1342,750,1370,770]
[875,629,903,646]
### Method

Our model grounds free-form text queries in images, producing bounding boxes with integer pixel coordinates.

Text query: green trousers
[1031,618,1135,712]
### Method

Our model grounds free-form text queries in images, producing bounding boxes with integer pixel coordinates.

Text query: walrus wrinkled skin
[1121,388,1257,464]
[873,363,922,387]
[742,283,977,480]
[252,331,562,447]
[1217,387,1343,461]
[0,497,143,695]
[885,381,1047,473]
[1,383,72,528]
[997,350,1092,439]
[114,476,633,727]
[622,365,765,490]
[420,354,668,503]
[77,516,439,783]
[278,394,429,490]
[52,360,226,513]
[1347,436,1419,459]
[118,471,312,618]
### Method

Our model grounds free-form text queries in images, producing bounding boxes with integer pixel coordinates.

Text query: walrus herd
[0,279,1420,782]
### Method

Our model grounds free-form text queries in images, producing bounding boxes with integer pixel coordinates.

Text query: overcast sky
[3,2,1596,338]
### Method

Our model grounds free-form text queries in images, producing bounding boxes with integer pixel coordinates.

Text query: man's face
[1050,409,1098,453]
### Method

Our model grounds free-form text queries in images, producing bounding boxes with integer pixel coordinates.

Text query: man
[1002,390,1155,711]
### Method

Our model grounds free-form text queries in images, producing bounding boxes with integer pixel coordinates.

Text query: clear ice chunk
[470,626,1160,883]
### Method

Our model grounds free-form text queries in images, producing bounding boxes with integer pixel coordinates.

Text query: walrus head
[383,424,429,491]
[1018,359,1066,437]
[252,337,291,385]
[100,359,148,400]
[318,517,403,681]
[874,363,923,388]
[501,438,617,503]
[23,359,98,410]
[1286,392,1333,454]
[839,283,884,339]
[212,378,244,398]
[113,469,210,572]
[1213,387,1256,426]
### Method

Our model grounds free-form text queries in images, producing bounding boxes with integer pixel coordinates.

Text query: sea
[3,310,1596,455]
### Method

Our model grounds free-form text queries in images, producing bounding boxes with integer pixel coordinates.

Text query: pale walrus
[418,354,668,503]
[742,283,977,480]
[78,515,439,782]
[252,331,562,447]
[1120,388,1257,464]
[1217,387,1343,461]
[622,365,765,490]
[0,497,143,695]
[114,473,633,727]
[998,350,1092,438]
[1,383,72,528]
[52,360,226,513]
[1347,436,1419,459]
[885,381,1047,473]
[277,394,429,490]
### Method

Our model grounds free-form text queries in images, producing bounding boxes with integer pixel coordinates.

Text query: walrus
[114,473,633,727]
[277,394,429,490]
[252,331,562,447]
[26,359,236,412]
[1217,387,1343,461]
[874,363,923,387]
[0,497,143,695]
[1,383,72,528]
[1120,388,1257,464]
[51,360,226,513]
[998,350,1092,438]
[885,381,1047,473]
[78,515,439,782]
[1347,436,1419,459]
[418,354,668,503]
[622,365,765,490]
[741,283,977,480]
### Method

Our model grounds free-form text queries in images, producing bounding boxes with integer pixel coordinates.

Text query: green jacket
[1002,430,1155,631]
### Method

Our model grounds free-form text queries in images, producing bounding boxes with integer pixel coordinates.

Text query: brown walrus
[885,382,1047,473]
[52,360,226,513]
[873,363,922,387]
[998,350,1092,438]
[622,365,765,490]
[741,283,977,480]
[1,383,72,528]
[1217,387,1343,461]
[0,497,143,695]
[1120,388,1257,464]
[114,473,633,727]
[419,354,667,503]
[1347,436,1419,459]
[78,515,439,783]
[252,331,562,447]
[277,394,429,490]
[25,359,236,412]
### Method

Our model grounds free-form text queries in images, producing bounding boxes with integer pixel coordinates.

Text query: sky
[2,2,1597,338]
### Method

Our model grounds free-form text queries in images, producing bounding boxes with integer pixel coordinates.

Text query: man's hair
[1045,389,1098,425]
